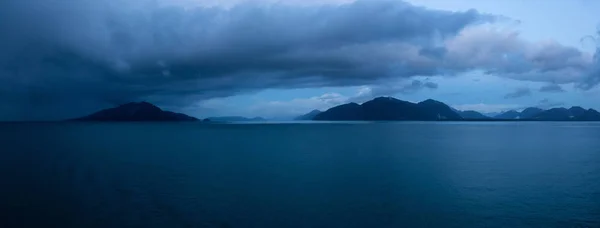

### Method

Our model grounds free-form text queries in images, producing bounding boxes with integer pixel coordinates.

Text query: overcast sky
[0,0,599,120]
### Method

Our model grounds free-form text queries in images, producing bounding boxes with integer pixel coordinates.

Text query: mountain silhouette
[71,102,198,121]
[314,97,600,121]
[314,97,462,121]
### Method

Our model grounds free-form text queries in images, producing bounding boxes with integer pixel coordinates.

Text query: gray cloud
[504,87,531,99]
[0,0,596,120]
[443,27,595,84]
[537,98,564,109]
[539,84,565,93]
[403,80,439,92]
[577,43,600,90]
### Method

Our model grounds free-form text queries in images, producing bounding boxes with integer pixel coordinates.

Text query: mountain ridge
[314,96,462,121]
[313,97,600,121]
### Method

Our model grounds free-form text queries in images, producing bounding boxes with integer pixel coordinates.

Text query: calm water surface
[1,122,599,227]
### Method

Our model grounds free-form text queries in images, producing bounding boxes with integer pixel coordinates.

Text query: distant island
[205,116,267,122]
[310,96,600,121]
[71,102,199,122]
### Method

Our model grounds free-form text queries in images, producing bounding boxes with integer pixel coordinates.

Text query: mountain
[532,108,572,120]
[313,98,600,121]
[577,109,600,121]
[520,107,544,119]
[457,110,490,119]
[294,110,322,120]
[72,102,198,121]
[418,99,463,120]
[313,97,462,121]
[314,103,364,121]
[205,116,266,122]
[568,106,586,117]
[532,107,600,121]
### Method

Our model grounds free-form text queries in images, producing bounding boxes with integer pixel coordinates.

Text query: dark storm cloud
[539,84,565,93]
[0,0,596,120]
[504,87,531,99]
[0,0,495,120]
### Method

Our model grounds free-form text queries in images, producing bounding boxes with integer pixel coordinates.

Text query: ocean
[1,122,599,227]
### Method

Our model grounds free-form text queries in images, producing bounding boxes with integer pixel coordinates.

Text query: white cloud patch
[444,25,594,84]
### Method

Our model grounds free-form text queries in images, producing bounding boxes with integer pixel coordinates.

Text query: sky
[0,0,599,120]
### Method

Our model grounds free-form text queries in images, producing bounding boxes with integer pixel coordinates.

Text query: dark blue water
[1,122,600,227]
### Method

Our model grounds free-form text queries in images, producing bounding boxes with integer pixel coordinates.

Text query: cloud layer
[504,87,532,99]
[539,84,565,93]
[0,0,597,120]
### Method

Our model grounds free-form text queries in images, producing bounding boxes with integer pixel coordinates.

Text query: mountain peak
[419,99,442,105]
[307,109,322,114]
[370,96,398,102]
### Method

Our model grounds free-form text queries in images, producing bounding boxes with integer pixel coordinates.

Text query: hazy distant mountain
[457,110,490,119]
[495,110,521,119]
[313,97,463,121]
[483,112,501,118]
[532,107,600,121]
[294,110,322,120]
[494,108,543,119]
[72,102,198,121]
[205,116,267,122]
[492,106,600,121]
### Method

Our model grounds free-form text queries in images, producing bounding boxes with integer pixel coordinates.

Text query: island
[71,102,199,122]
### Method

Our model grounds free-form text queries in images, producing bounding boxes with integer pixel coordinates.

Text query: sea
[1,122,599,228]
